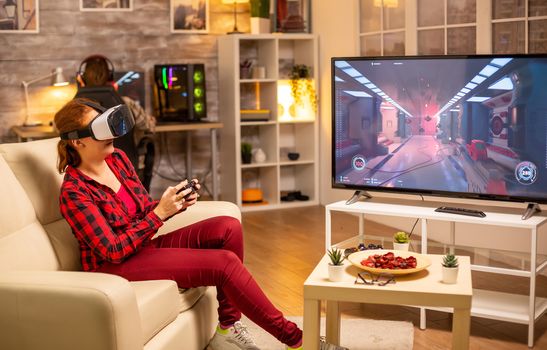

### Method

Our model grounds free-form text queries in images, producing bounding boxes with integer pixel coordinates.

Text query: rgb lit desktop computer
[153,64,207,123]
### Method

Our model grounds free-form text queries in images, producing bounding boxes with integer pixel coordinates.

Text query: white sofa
[0,137,241,350]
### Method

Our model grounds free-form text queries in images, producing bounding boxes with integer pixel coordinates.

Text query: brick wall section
[0,0,251,198]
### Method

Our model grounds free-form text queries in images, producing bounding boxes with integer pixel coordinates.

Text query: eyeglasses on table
[354,271,396,286]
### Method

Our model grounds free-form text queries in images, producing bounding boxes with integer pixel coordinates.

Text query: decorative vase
[327,263,345,282]
[250,17,270,34]
[252,148,266,163]
[442,266,459,284]
[393,242,409,251]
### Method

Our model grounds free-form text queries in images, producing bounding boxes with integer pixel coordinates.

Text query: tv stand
[522,202,541,220]
[345,190,372,205]
[325,200,547,348]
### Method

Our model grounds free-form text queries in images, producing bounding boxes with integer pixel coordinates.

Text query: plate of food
[347,249,431,275]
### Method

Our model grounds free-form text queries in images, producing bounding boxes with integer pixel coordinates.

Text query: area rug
[240,315,414,350]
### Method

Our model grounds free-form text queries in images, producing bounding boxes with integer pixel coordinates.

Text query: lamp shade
[3,0,16,19]
[52,67,68,87]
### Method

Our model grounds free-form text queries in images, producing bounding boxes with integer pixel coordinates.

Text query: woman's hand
[153,179,200,221]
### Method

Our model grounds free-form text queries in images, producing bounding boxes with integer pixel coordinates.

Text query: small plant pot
[242,153,252,164]
[442,266,459,284]
[327,263,345,282]
[393,242,409,251]
[250,17,270,34]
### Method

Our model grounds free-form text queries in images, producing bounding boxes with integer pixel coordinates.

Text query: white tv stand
[325,200,547,348]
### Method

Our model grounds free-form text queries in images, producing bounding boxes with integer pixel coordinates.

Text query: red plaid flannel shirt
[59,149,163,271]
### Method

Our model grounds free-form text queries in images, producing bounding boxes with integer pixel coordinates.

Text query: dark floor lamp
[222,0,249,34]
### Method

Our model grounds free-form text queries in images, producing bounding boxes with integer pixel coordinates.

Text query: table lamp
[222,0,249,34]
[21,67,69,126]
[3,0,16,19]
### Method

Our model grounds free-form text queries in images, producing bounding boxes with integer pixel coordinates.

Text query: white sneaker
[209,321,261,350]
[285,337,347,350]
[319,337,349,350]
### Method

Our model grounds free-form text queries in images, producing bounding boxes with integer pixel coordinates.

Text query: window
[417,0,476,55]
[492,0,547,53]
[359,0,405,56]
[359,0,547,56]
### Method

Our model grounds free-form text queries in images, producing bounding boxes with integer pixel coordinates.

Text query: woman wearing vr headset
[54,99,304,350]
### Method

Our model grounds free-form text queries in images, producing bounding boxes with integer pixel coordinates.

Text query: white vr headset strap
[90,106,118,140]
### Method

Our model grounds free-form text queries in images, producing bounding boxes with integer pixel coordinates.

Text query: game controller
[176,179,198,199]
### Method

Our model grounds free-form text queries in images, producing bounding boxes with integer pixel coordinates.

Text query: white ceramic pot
[252,148,266,163]
[251,17,270,34]
[393,242,409,251]
[442,266,459,284]
[327,263,345,282]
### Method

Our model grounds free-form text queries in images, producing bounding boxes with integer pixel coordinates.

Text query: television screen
[114,70,145,108]
[332,55,547,204]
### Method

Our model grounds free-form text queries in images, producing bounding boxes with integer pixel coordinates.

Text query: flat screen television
[331,54,547,207]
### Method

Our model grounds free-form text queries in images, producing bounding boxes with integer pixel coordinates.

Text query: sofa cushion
[131,280,210,343]
[0,138,64,225]
[132,280,181,343]
[0,156,59,271]
[0,138,81,271]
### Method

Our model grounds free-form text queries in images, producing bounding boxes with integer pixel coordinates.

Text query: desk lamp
[222,0,249,34]
[21,67,69,126]
[3,0,16,19]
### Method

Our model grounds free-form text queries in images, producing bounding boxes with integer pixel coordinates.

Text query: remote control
[176,180,198,199]
[435,206,486,218]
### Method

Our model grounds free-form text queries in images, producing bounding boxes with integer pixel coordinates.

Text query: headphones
[77,55,115,85]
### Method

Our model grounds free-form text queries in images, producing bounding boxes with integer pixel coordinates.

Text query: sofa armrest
[155,200,241,238]
[0,271,143,350]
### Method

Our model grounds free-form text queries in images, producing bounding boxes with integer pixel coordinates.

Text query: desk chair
[74,86,155,191]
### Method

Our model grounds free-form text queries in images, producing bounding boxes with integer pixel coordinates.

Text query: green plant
[442,254,459,268]
[250,0,270,18]
[289,64,317,113]
[327,248,345,266]
[241,142,252,155]
[393,231,410,244]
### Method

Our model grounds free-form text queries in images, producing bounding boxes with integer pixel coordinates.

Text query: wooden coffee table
[303,253,472,350]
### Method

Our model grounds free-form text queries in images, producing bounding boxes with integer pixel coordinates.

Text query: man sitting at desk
[74,54,156,190]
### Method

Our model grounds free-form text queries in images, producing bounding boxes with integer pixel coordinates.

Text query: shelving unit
[325,199,547,348]
[218,34,319,211]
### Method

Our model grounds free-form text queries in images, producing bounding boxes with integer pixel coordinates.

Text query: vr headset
[60,101,134,141]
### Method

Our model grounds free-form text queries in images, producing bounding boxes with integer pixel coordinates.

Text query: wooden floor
[241,205,547,350]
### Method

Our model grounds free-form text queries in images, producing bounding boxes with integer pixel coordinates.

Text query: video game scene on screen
[333,57,547,200]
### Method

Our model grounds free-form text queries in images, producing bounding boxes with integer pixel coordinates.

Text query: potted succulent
[250,0,270,34]
[327,248,345,282]
[241,142,253,164]
[393,231,410,251]
[441,254,459,284]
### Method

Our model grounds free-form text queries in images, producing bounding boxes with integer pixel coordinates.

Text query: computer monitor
[114,71,146,108]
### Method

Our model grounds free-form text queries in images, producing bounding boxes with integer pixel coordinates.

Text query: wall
[0,0,251,197]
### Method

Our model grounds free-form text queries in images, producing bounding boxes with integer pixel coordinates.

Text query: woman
[55,98,303,350]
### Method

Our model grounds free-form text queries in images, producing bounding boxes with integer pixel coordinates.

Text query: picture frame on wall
[171,0,209,34]
[274,0,311,33]
[80,0,133,11]
[0,0,40,33]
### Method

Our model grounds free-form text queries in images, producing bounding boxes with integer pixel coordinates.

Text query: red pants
[97,216,302,346]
